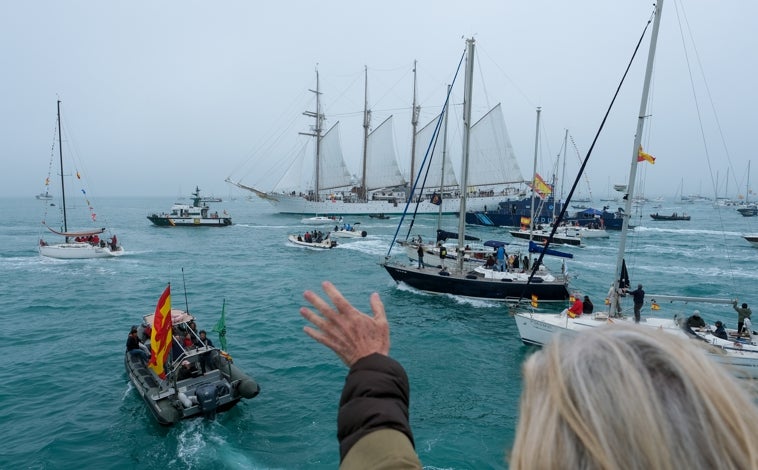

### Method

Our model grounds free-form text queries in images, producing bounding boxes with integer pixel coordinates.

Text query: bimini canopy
[142,309,194,327]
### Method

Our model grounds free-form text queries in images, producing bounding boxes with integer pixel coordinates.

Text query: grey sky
[2,1,756,201]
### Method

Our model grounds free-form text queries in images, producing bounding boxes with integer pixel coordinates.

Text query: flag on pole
[531,294,539,308]
[213,299,228,351]
[531,173,552,198]
[637,146,656,164]
[148,284,172,379]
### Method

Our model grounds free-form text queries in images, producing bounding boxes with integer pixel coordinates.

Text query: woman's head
[510,325,758,469]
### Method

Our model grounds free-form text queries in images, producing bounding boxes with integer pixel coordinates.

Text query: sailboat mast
[361,65,370,201]
[611,0,664,315]
[409,60,419,193]
[437,84,451,232]
[559,129,568,203]
[456,38,475,271]
[528,107,541,249]
[57,100,68,237]
[301,69,323,201]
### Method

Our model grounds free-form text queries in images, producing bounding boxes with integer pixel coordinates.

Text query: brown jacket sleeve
[337,353,416,463]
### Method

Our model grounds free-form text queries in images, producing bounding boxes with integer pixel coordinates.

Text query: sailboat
[382,39,570,303]
[512,1,758,378]
[737,161,756,217]
[226,65,527,216]
[38,101,124,259]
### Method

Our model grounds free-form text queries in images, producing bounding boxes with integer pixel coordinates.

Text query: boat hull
[509,230,581,246]
[147,215,232,227]
[287,234,337,249]
[124,349,259,425]
[260,192,513,215]
[39,243,124,259]
[383,263,569,303]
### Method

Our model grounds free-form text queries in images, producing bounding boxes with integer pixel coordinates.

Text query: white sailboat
[513,0,758,379]
[227,65,526,215]
[38,101,124,259]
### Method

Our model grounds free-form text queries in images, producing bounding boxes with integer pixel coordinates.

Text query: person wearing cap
[629,283,645,323]
[732,301,752,337]
[714,320,729,341]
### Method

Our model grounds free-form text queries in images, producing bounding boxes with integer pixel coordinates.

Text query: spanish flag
[532,173,552,198]
[637,146,656,164]
[531,294,539,308]
[148,285,173,379]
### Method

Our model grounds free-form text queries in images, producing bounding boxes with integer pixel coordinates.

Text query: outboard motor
[195,383,220,419]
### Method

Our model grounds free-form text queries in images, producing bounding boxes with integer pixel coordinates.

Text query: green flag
[213,299,228,351]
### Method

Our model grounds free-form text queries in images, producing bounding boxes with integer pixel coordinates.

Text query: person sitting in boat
[183,333,194,349]
[126,326,150,363]
[522,255,530,271]
[713,321,729,341]
[565,297,584,318]
[485,254,496,269]
[687,311,707,329]
[177,360,200,380]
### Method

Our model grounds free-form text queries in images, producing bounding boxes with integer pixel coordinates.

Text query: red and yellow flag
[531,294,539,308]
[532,173,552,198]
[637,146,656,164]
[148,285,172,379]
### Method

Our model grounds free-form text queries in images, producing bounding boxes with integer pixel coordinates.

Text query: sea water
[1,196,756,469]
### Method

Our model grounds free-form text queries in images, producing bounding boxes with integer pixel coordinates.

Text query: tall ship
[227,65,526,215]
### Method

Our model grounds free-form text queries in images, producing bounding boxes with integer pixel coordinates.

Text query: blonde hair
[510,325,758,470]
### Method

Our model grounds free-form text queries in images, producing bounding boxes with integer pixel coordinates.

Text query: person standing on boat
[416,244,424,269]
[629,284,645,323]
[733,301,752,336]
[438,242,447,268]
[496,245,506,272]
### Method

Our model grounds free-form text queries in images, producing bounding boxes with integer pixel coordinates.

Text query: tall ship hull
[259,191,519,215]
[466,198,625,230]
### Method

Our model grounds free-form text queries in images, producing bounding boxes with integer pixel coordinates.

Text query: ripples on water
[1,197,756,468]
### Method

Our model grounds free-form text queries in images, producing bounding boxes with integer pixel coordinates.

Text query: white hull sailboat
[227,65,526,215]
[38,101,123,259]
[513,0,758,379]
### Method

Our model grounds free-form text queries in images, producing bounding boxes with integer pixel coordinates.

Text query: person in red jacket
[565,296,584,318]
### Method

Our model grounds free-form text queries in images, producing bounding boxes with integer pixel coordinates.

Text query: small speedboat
[288,234,337,249]
[300,215,342,225]
[125,307,259,425]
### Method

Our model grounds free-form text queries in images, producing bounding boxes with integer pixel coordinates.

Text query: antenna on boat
[181,267,190,314]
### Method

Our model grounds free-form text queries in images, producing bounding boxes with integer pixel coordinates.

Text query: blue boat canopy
[484,240,510,248]
[578,208,603,216]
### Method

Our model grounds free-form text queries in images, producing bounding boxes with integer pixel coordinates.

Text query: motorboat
[125,302,259,425]
[147,186,232,227]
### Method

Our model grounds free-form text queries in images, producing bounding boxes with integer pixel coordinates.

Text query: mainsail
[415,117,458,189]
[468,103,524,188]
[365,115,406,191]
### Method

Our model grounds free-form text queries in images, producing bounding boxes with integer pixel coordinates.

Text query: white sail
[318,122,353,191]
[415,117,458,188]
[365,116,406,190]
[468,103,524,187]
